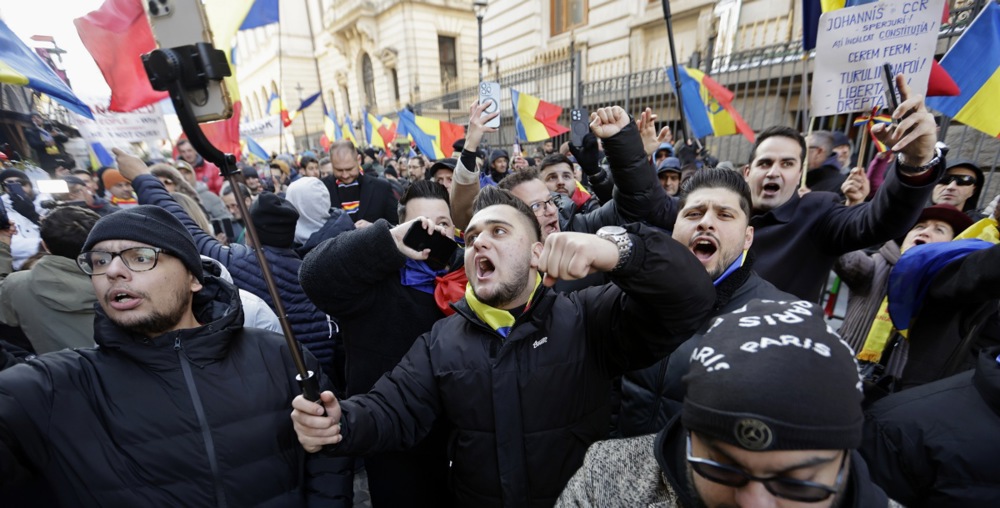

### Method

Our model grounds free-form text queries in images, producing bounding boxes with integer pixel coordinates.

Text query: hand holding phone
[479,82,501,129]
[570,108,589,148]
[401,219,457,271]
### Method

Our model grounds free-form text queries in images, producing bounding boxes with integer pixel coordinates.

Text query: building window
[362,53,377,110]
[551,0,587,35]
[391,68,401,103]
[438,35,458,85]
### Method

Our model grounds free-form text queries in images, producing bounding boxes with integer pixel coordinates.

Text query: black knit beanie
[682,299,863,451]
[0,168,29,183]
[82,205,204,282]
[250,192,299,248]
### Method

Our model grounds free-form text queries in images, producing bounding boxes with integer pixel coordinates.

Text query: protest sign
[812,0,944,116]
[240,115,282,139]
[75,102,170,145]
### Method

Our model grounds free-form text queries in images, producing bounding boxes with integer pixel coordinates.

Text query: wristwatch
[596,226,633,273]
[896,147,942,175]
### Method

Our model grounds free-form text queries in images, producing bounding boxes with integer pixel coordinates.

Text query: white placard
[75,102,170,145]
[812,0,944,116]
[240,115,282,139]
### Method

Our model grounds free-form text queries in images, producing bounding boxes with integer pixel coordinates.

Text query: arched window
[361,53,377,110]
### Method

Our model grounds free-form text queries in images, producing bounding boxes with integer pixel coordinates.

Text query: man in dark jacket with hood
[559,300,898,508]
[618,169,795,437]
[116,150,338,378]
[0,205,350,506]
[292,186,716,507]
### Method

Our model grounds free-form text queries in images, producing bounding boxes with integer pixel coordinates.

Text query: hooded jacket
[0,244,96,353]
[556,416,900,507]
[327,223,715,507]
[131,174,336,375]
[0,276,352,507]
[286,177,332,245]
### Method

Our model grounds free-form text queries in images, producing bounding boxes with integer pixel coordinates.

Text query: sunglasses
[939,174,976,186]
[686,433,847,503]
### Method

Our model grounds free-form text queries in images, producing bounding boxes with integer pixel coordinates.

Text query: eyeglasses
[76,247,163,276]
[529,197,557,214]
[686,433,847,503]
[939,174,976,186]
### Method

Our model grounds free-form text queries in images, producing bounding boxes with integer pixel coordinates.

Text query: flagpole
[660,0,693,143]
[296,82,311,148]
[278,12,288,154]
[304,0,326,151]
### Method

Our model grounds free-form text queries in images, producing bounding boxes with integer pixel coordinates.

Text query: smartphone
[881,63,900,117]
[212,217,236,244]
[570,108,589,148]
[479,81,501,129]
[145,0,234,122]
[402,222,458,271]
[4,182,26,201]
[512,141,522,158]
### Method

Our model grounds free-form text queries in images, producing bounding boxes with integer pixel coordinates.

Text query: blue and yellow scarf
[465,274,542,338]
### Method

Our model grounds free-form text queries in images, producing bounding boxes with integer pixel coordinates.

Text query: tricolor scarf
[465,274,543,338]
[400,258,448,294]
[570,181,593,209]
[713,250,747,287]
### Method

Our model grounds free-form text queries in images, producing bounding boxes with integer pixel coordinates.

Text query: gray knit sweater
[556,434,680,507]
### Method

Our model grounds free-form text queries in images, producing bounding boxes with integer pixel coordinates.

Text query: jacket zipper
[176,336,228,508]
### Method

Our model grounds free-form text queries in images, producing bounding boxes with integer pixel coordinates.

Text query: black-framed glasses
[686,433,847,503]
[529,197,556,214]
[939,174,976,186]
[76,247,163,276]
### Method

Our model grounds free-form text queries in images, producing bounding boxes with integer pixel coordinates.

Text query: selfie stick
[142,43,322,402]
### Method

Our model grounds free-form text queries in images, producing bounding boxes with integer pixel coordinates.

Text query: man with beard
[617,169,794,437]
[539,154,600,216]
[0,206,350,506]
[291,185,715,507]
[558,299,899,508]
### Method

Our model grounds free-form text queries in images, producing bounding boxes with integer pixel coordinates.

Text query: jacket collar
[751,190,800,226]
[451,283,553,341]
[93,276,244,371]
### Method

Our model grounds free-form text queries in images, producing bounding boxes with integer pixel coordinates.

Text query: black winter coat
[861,346,1000,506]
[0,277,351,507]
[328,223,715,507]
[132,175,336,372]
[619,265,795,437]
[321,174,398,225]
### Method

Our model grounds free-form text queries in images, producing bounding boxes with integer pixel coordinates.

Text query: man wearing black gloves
[0,206,350,506]
[292,186,715,507]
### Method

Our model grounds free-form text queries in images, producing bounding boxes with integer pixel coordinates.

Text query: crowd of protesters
[0,73,998,508]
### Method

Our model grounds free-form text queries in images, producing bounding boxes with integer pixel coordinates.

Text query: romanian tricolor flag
[510,89,569,143]
[342,113,358,144]
[853,110,891,152]
[364,111,397,151]
[396,108,465,160]
[74,0,167,112]
[927,3,1000,138]
[320,104,340,150]
[666,66,755,142]
[0,19,93,118]
[267,92,292,127]
[245,136,270,161]
[89,142,115,169]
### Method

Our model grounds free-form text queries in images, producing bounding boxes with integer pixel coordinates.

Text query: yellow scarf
[464,274,542,338]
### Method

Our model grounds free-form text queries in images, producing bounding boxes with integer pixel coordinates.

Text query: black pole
[477,14,484,83]
[143,45,321,402]
[660,0,692,142]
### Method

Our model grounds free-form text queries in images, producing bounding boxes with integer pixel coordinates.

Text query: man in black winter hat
[0,204,351,506]
[559,299,900,507]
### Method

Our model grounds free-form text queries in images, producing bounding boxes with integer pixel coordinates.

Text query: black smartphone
[4,182,25,201]
[570,108,589,148]
[881,63,900,117]
[212,217,236,244]
[402,222,458,271]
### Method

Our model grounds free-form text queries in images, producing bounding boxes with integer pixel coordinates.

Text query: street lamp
[474,0,488,83]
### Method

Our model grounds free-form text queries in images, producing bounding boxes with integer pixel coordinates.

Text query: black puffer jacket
[619,263,795,437]
[861,346,1000,506]
[0,277,351,507]
[132,174,336,373]
[328,223,715,507]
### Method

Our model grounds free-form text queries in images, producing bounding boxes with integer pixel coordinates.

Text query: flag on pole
[267,92,292,127]
[927,2,1000,138]
[320,104,341,150]
[245,136,270,161]
[666,66,755,142]
[396,109,465,160]
[342,113,358,144]
[288,91,320,123]
[0,20,93,118]
[74,0,167,112]
[364,110,398,151]
[510,89,569,142]
[89,141,115,168]
[853,109,891,152]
